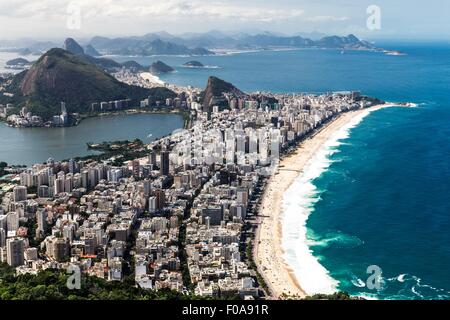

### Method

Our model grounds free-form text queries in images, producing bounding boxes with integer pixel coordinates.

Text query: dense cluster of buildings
[1,69,198,128]
[2,102,69,127]
[113,68,196,95]
[0,103,15,121]
[90,99,132,113]
[0,88,373,298]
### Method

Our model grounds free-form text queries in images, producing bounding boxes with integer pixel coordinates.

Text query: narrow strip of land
[254,104,397,299]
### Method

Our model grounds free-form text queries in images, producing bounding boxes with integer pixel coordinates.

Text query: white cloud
[306,15,348,22]
[0,0,304,22]
[0,0,61,18]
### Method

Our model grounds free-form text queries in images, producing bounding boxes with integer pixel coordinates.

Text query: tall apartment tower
[132,160,140,178]
[154,189,166,212]
[6,238,25,267]
[160,151,170,176]
[148,151,157,167]
[12,186,27,202]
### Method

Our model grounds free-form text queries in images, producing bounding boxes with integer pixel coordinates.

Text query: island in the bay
[183,61,205,68]
[149,61,175,74]
[0,35,411,300]
[5,58,32,70]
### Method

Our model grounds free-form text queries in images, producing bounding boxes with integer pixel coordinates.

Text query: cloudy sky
[0,0,448,40]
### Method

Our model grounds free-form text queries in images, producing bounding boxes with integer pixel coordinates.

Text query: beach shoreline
[254,103,402,299]
[139,72,165,85]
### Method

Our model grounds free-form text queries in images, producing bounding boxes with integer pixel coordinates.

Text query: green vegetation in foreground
[0,263,224,300]
[302,292,354,300]
[278,291,355,300]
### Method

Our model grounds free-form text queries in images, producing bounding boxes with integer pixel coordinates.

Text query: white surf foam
[181,65,221,69]
[357,293,379,300]
[281,109,374,296]
[351,276,367,288]
[397,274,407,283]
[308,231,364,249]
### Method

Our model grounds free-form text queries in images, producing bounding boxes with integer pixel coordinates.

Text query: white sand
[140,72,165,85]
[254,104,402,299]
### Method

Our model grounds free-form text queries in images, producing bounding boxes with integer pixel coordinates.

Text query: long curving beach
[254,103,400,299]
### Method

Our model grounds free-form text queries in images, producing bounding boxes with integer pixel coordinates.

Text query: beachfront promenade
[254,103,401,299]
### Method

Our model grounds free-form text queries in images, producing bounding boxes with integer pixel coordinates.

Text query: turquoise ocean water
[114,43,450,299]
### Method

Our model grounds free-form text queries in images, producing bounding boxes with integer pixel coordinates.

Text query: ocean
[118,42,450,300]
[0,52,40,74]
[3,42,450,299]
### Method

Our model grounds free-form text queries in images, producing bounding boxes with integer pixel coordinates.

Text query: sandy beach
[254,103,400,299]
[140,72,165,85]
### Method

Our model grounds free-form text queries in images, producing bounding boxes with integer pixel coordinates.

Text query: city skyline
[1,0,450,306]
[0,0,449,41]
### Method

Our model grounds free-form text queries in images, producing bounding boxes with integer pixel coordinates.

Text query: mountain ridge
[89,36,214,56]
[0,48,175,120]
[88,32,376,54]
[201,76,246,112]
[0,33,380,57]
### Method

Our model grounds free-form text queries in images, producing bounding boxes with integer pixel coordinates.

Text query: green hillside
[0,48,174,120]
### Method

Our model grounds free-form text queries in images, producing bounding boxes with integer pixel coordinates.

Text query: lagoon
[0,113,184,166]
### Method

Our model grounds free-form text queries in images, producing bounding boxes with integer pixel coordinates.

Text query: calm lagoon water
[0,113,183,166]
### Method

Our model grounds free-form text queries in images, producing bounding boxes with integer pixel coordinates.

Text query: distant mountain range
[0,32,378,57]
[89,36,214,56]
[85,44,101,57]
[88,32,376,55]
[63,38,148,73]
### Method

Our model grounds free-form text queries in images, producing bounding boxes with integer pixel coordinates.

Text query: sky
[0,0,449,41]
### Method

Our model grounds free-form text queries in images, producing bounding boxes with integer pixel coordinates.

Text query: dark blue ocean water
[116,43,450,299]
